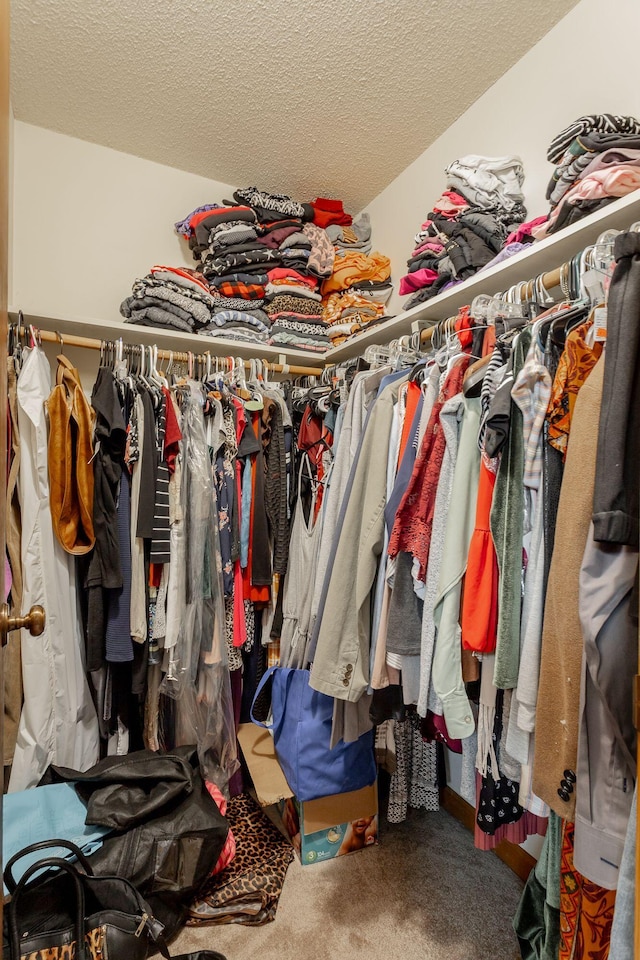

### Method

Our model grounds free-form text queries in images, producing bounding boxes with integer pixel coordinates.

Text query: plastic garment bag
[160,381,238,793]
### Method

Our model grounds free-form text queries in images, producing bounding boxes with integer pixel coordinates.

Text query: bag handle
[249,665,279,728]
[4,838,94,894]
[153,940,227,960]
[9,856,87,960]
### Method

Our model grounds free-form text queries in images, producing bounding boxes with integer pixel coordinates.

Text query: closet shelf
[12,191,640,371]
[326,189,640,363]
[6,307,327,367]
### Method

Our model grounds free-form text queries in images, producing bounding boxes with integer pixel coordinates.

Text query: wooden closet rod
[10,257,570,371]
[12,325,324,377]
[419,261,565,345]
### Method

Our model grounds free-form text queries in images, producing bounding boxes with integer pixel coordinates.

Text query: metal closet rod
[12,324,324,378]
[419,261,566,345]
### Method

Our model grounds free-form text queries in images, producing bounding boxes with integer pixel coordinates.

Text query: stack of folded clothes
[264,267,330,352]
[176,189,342,351]
[201,296,273,344]
[323,291,387,346]
[399,155,527,309]
[170,189,394,351]
[120,264,215,332]
[320,242,392,345]
[533,114,640,239]
[185,202,271,297]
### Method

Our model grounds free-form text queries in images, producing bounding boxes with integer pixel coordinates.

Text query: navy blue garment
[105,472,133,663]
[384,395,424,534]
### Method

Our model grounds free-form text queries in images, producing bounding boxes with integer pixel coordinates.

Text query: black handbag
[4,840,227,960]
[38,747,230,938]
[4,839,162,959]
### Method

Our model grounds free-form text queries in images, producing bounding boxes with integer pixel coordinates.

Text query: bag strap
[9,856,87,960]
[152,936,227,960]
[249,665,279,728]
[4,838,94,894]
[296,451,310,501]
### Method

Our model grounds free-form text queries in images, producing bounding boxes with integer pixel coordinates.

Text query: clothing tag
[582,268,605,304]
[593,306,607,342]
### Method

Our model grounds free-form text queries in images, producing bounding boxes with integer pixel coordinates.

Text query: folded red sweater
[311,197,353,229]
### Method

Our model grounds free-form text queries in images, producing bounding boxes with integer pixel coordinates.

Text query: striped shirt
[150,394,171,564]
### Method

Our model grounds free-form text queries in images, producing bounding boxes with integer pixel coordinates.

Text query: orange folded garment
[322,292,385,324]
[321,251,391,296]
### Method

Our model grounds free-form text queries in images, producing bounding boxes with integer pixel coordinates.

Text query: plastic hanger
[136,342,152,388]
[244,358,264,411]
[162,350,174,383]
[232,356,252,400]
[28,324,41,349]
[363,343,391,368]
[390,335,421,370]
[444,330,467,375]
[463,355,492,398]
[150,344,168,388]
[548,301,589,347]
[113,338,128,381]
[488,299,526,326]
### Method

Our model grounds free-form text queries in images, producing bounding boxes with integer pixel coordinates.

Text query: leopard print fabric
[22,924,106,960]
[188,793,293,926]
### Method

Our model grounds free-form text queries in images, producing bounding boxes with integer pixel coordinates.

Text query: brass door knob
[0,603,46,644]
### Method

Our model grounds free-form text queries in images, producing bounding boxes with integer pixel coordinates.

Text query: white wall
[11,122,236,322]
[363,0,640,314]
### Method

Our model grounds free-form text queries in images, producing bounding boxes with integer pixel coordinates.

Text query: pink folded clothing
[504,217,548,245]
[578,147,640,179]
[432,190,469,219]
[206,782,236,875]
[267,267,318,289]
[534,165,640,239]
[399,268,439,296]
[568,163,640,201]
[412,240,445,257]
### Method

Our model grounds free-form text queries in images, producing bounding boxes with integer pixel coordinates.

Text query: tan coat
[532,355,604,818]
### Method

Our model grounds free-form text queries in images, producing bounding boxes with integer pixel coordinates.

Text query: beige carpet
[171,808,525,960]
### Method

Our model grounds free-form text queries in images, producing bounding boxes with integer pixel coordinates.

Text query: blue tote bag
[250,666,376,802]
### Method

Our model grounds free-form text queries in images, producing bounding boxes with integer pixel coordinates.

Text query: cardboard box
[237,723,378,866]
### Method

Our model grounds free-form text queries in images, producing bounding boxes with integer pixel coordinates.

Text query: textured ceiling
[11,0,579,212]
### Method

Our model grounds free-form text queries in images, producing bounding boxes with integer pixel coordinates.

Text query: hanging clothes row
[6,319,326,378]
[282,228,639,958]
[4,329,333,799]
